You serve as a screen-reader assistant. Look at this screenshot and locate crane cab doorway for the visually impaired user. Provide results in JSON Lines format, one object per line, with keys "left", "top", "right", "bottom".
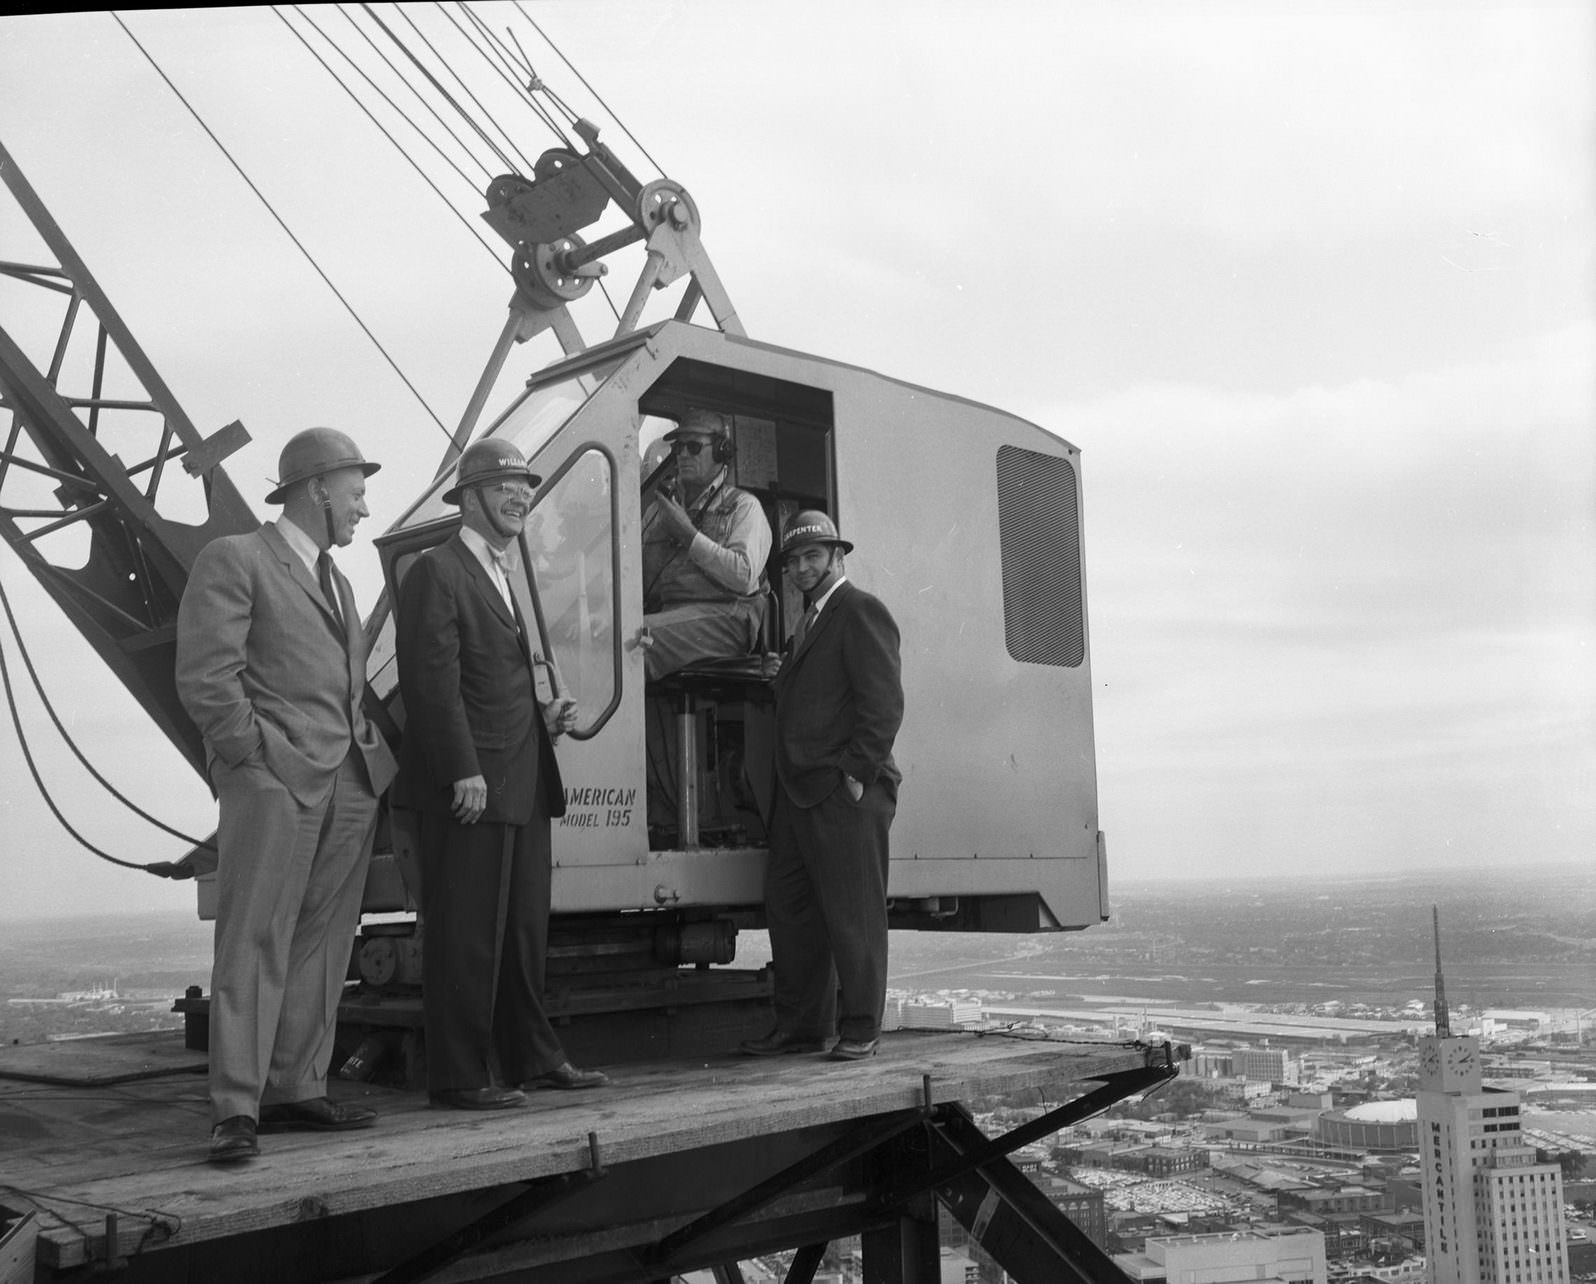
{"left": 635, "top": 376, "right": 834, "bottom": 854}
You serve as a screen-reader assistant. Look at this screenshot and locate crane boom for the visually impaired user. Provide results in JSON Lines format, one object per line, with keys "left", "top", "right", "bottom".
{"left": 0, "top": 138, "right": 257, "bottom": 779}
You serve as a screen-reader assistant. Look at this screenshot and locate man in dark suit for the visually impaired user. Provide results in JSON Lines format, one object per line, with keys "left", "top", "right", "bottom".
{"left": 394, "top": 439, "right": 607, "bottom": 1109}
{"left": 176, "top": 427, "right": 397, "bottom": 1163}
{"left": 741, "top": 511, "right": 904, "bottom": 1062}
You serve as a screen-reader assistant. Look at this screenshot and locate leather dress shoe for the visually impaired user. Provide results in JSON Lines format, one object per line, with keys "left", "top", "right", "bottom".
{"left": 826, "top": 1037, "right": 879, "bottom": 1062}
{"left": 208, "top": 1115, "right": 259, "bottom": 1163}
{"left": 259, "top": 1096, "right": 377, "bottom": 1132}
{"left": 739, "top": 1030, "right": 831, "bottom": 1058}
{"left": 429, "top": 1086, "right": 527, "bottom": 1110}
{"left": 520, "top": 1062, "right": 609, "bottom": 1091}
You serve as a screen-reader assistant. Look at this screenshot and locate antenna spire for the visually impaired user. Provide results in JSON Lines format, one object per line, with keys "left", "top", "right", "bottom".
{"left": 1432, "top": 905, "right": 1451, "bottom": 1038}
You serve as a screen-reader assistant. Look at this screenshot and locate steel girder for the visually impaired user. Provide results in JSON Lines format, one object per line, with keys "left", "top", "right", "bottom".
{"left": 0, "top": 138, "right": 257, "bottom": 783}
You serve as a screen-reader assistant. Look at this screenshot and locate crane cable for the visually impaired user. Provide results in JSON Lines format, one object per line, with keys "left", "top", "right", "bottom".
{"left": 272, "top": 4, "right": 508, "bottom": 269}
{"left": 358, "top": 3, "right": 524, "bottom": 178}
{"left": 446, "top": 2, "right": 575, "bottom": 150}
{"left": 390, "top": 2, "right": 540, "bottom": 177}
{"left": 0, "top": 564, "right": 209, "bottom": 874}
{"left": 108, "top": 9, "right": 456, "bottom": 449}
{"left": 4, "top": 9, "right": 672, "bottom": 873}
{"left": 514, "top": 0, "right": 669, "bottom": 179}
{"left": 330, "top": 3, "right": 503, "bottom": 187}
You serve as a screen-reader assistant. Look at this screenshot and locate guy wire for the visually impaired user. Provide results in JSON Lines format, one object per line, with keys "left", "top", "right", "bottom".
{"left": 275, "top": 5, "right": 508, "bottom": 271}
{"left": 448, "top": 1, "right": 573, "bottom": 149}
{"left": 108, "top": 9, "right": 454, "bottom": 445}
{"left": 390, "top": 1, "right": 539, "bottom": 176}
{"left": 514, "top": 0, "right": 667, "bottom": 179}
{"left": 359, "top": 2, "right": 519, "bottom": 176}
{"left": 323, "top": 2, "right": 497, "bottom": 187}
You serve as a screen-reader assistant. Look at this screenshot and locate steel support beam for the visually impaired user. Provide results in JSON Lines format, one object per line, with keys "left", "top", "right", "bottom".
{"left": 881, "top": 1058, "right": 1180, "bottom": 1211}
{"left": 926, "top": 1105, "right": 1129, "bottom": 1284}
{"left": 644, "top": 1109, "right": 923, "bottom": 1273}
{"left": 370, "top": 1135, "right": 608, "bottom": 1284}
{"left": 782, "top": 1243, "right": 827, "bottom": 1284}
{"left": 861, "top": 1207, "right": 939, "bottom": 1284}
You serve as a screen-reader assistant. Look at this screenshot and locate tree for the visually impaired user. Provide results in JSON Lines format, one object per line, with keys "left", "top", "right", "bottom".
{"left": 1534, "top": 1148, "right": 1586, "bottom": 1181}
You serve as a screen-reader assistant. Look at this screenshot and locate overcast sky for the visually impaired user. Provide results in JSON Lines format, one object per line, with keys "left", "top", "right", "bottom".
{"left": 1, "top": 2, "right": 1591, "bottom": 922}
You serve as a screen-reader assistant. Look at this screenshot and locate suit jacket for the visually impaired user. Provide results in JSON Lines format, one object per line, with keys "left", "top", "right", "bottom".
{"left": 175, "top": 523, "right": 397, "bottom": 806}
{"left": 392, "top": 536, "right": 565, "bottom": 825}
{"left": 773, "top": 579, "right": 904, "bottom": 808}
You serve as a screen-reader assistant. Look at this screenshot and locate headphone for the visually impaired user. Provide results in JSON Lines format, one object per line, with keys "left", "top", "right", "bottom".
{"left": 674, "top": 411, "right": 735, "bottom": 465}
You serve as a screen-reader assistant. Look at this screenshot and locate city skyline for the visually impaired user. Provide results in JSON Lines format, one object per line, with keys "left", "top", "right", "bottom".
{"left": 0, "top": 3, "right": 1592, "bottom": 919}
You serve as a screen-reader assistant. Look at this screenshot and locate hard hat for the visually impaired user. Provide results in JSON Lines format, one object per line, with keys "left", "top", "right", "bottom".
{"left": 265, "top": 427, "right": 380, "bottom": 504}
{"left": 779, "top": 509, "right": 853, "bottom": 559}
{"left": 442, "top": 439, "right": 541, "bottom": 505}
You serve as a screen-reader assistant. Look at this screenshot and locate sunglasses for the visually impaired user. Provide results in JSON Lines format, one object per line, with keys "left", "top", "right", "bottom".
{"left": 673, "top": 439, "right": 710, "bottom": 457}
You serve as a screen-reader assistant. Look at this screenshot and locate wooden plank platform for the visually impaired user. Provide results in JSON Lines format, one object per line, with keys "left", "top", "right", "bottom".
{"left": 0, "top": 1030, "right": 207, "bottom": 1086}
{"left": 0, "top": 1028, "right": 1154, "bottom": 1273}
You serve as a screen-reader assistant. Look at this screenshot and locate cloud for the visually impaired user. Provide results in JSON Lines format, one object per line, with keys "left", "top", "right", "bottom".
{"left": 0, "top": 2, "right": 1590, "bottom": 910}
{"left": 1057, "top": 323, "right": 1595, "bottom": 876}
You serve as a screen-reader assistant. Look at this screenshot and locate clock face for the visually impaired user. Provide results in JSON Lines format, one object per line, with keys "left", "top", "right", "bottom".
{"left": 1420, "top": 1044, "right": 1440, "bottom": 1076}
{"left": 1445, "top": 1044, "right": 1475, "bottom": 1073}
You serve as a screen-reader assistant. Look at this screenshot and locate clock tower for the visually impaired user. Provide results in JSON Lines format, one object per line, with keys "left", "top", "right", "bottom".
{"left": 1416, "top": 1031, "right": 1481, "bottom": 1094}
{"left": 1415, "top": 908, "right": 1567, "bottom": 1284}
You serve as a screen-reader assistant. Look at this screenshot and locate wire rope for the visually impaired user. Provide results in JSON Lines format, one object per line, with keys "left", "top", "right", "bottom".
{"left": 273, "top": 5, "right": 507, "bottom": 271}
{"left": 0, "top": 569, "right": 192, "bottom": 873}
{"left": 513, "top": 0, "right": 667, "bottom": 178}
{"left": 443, "top": 1, "right": 574, "bottom": 149}
{"left": 389, "top": 2, "right": 538, "bottom": 177}
{"left": 326, "top": 2, "right": 498, "bottom": 188}
{"left": 0, "top": 563, "right": 214, "bottom": 850}
{"left": 108, "top": 10, "right": 455, "bottom": 446}
{"left": 506, "top": 26, "right": 582, "bottom": 130}
{"left": 359, "top": 2, "right": 520, "bottom": 176}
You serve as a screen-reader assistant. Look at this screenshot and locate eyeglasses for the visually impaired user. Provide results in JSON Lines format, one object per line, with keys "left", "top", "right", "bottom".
{"left": 488, "top": 482, "right": 535, "bottom": 500}
{"left": 673, "top": 439, "right": 709, "bottom": 457}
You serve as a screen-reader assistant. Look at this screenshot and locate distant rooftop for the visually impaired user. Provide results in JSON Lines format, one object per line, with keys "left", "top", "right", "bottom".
{"left": 1344, "top": 1099, "right": 1417, "bottom": 1124}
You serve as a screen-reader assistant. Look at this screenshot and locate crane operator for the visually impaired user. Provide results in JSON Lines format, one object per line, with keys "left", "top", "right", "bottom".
{"left": 640, "top": 408, "right": 772, "bottom": 679}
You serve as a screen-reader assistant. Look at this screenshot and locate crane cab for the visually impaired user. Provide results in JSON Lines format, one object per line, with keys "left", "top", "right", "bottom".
{"left": 367, "top": 318, "right": 1107, "bottom": 947}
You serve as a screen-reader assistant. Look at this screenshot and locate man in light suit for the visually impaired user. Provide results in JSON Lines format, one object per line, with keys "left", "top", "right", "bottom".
{"left": 393, "top": 439, "right": 607, "bottom": 1110}
{"left": 176, "top": 427, "right": 397, "bottom": 1163}
{"left": 741, "top": 511, "right": 904, "bottom": 1063}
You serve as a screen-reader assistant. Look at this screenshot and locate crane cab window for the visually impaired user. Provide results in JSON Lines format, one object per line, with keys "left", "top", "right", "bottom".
{"left": 523, "top": 446, "right": 620, "bottom": 738}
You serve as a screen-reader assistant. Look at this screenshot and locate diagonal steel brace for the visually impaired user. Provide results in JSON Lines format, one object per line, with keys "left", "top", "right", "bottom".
{"left": 877, "top": 1058, "right": 1179, "bottom": 1211}
{"left": 370, "top": 1134, "right": 609, "bottom": 1284}
{"left": 646, "top": 1108, "right": 924, "bottom": 1270}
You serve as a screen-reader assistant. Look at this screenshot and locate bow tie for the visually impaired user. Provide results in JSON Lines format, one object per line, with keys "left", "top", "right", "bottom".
{"left": 490, "top": 545, "right": 519, "bottom": 574}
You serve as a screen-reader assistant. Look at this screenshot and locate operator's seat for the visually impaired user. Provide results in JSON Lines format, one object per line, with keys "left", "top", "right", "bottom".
{"left": 647, "top": 586, "right": 781, "bottom": 850}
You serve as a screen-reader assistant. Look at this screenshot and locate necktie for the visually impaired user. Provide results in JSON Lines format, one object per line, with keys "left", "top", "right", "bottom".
{"left": 794, "top": 604, "right": 818, "bottom": 649}
{"left": 488, "top": 546, "right": 517, "bottom": 612}
{"left": 316, "top": 551, "right": 345, "bottom": 635}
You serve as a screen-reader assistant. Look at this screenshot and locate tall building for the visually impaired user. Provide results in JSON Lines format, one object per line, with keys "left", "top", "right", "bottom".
{"left": 1416, "top": 909, "right": 1569, "bottom": 1284}
{"left": 1238, "top": 1045, "right": 1298, "bottom": 1085}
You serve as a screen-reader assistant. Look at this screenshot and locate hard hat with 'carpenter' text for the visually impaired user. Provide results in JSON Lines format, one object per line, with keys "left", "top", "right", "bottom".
{"left": 779, "top": 509, "right": 854, "bottom": 560}
{"left": 442, "top": 439, "right": 541, "bottom": 505}
{"left": 265, "top": 427, "right": 381, "bottom": 504}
